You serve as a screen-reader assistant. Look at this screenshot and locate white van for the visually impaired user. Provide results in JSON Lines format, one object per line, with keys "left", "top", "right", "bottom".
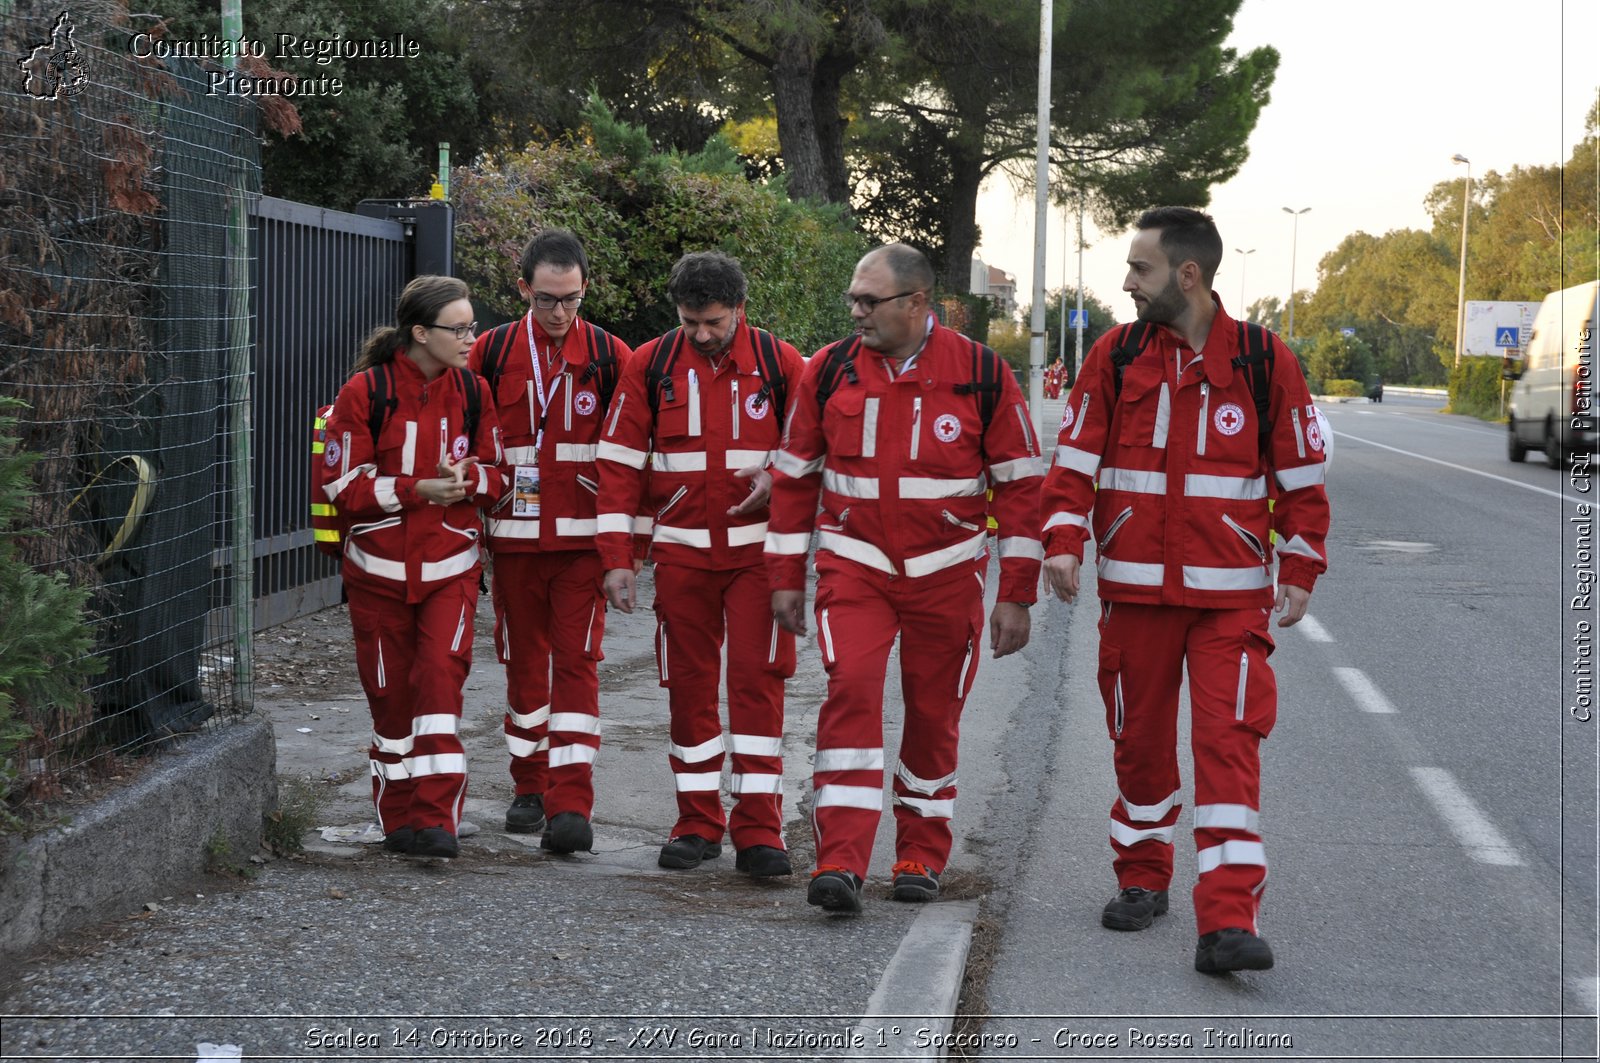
{"left": 1507, "top": 281, "right": 1598, "bottom": 467}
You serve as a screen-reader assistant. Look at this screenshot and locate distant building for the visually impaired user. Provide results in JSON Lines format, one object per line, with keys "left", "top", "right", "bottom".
{"left": 970, "top": 257, "right": 1018, "bottom": 320}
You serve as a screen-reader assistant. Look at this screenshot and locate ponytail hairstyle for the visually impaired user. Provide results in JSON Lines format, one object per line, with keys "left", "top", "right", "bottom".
{"left": 353, "top": 274, "right": 471, "bottom": 374}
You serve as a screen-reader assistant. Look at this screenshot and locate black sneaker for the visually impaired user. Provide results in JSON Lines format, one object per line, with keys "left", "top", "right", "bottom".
{"left": 1195, "top": 928, "right": 1275, "bottom": 974}
{"left": 1101, "top": 886, "right": 1169, "bottom": 930}
{"left": 539, "top": 812, "right": 593, "bottom": 854}
{"left": 734, "top": 845, "right": 792, "bottom": 877}
{"left": 505, "top": 793, "right": 546, "bottom": 834}
{"left": 659, "top": 834, "right": 723, "bottom": 869}
{"left": 382, "top": 826, "right": 415, "bottom": 853}
{"left": 890, "top": 860, "right": 940, "bottom": 902}
{"left": 807, "top": 869, "right": 863, "bottom": 913}
{"left": 409, "top": 827, "right": 458, "bottom": 858}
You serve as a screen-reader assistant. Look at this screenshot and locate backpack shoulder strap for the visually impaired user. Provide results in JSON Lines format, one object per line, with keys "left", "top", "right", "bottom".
{"left": 952, "top": 338, "right": 1005, "bottom": 429}
{"left": 646, "top": 328, "right": 686, "bottom": 411}
{"left": 748, "top": 327, "right": 789, "bottom": 425}
{"left": 365, "top": 364, "right": 396, "bottom": 446}
{"left": 1232, "top": 321, "right": 1275, "bottom": 442}
{"left": 814, "top": 335, "right": 862, "bottom": 412}
{"left": 580, "top": 323, "right": 622, "bottom": 414}
{"left": 453, "top": 366, "right": 482, "bottom": 446}
{"left": 1109, "top": 320, "right": 1152, "bottom": 399}
{"left": 479, "top": 320, "right": 518, "bottom": 396}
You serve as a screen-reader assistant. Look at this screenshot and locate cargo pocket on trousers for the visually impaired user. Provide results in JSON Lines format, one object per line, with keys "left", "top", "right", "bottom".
{"left": 1235, "top": 629, "right": 1278, "bottom": 739}
{"left": 1097, "top": 642, "right": 1125, "bottom": 740}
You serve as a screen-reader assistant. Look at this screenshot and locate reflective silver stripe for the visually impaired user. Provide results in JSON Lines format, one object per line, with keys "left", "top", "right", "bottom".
{"left": 731, "top": 734, "right": 783, "bottom": 757}
{"left": 1276, "top": 463, "right": 1327, "bottom": 491}
{"left": 731, "top": 773, "right": 783, "bottom": 794}
{"left": 904, "top": 528, "right": 988, "bottom": 578}
{"left": 815, "top": 783, "right": 882, "bottom": 810}
{"left": 1196, "top": 839, "right": 1267, "bottom": 873}
{"left": 1053, "top": 444, "right": 1100, "bottom": 477}
{"left": 765, "top": 531, "right": 811, "bottom": 555}
{"left": 508, "top": 704, "right": 550, "bottom": 729}
{"left": 725, "top": 448, "right": 771, "bottom": 470}
{"left": 1236, "top": 651, "right": 1249, "bottom": 720}
{"left": 486, "top": 518, "right": 541, "bottom": 539}
{"left": 652, "top": 450, "right": 708, "bottom": 472}
{"left": 1120, "top": 789, "right": 1180, "bottom": 822}
{"left": 549, "top": 744, "right": 598, "bottom": 767}
{"left": 1068, "top": 393, "right": 1090, "bottom": 440}
{"left": 671, "top": 735, "right": 725, "bottom": 763}
{"left": 823, "top": 470, "right": 880, "bottom": 498}
{"left": 596, "top": 513, "right": 633, "bottom": 535}
{"left": 727, "top": 522, "right": 768, "bottom": 547}
{"left": 773, "top": 449, "right": 824, "bottom": 478}
{"left": 419, "top": 546, "right": 479, "bottom": 582}
{"left": 862, "top": 397, "right": 879, "bottom": 457}
{"left": 371, "top": 713, "right": 460, "bottom": 755}
{"left": 1196, "top": 383, "right": 1210, "bottom": 455}
{"left": 895, "top": 762, "right": 956, "bottom": 795}
{"left": 998, "top": 536, "right": 1044, "bottom": 561}
{"left": 1099, "top": 558, "right": 1163, "bottom": 586}
{"left": 324, "top": 462, "right": 373, "bottom": 501}
{"left": 474, "top": 464, "right": 490, "bottom": 496}
{"left": 374, "top": 476, "right": 402, "bottom": 512}
{"left": 815, "top": 747, "right": 884, "bottom": 773}
{"left": 655, "top": 524, "right": 713, "bottom": 548}
{"left": 596, "top": 440, "right": 648, "bottom": 469}
{"left": 370, "top": 752, "right": 467, "bottom": 781}
{"left": 505, "top": 734, "right": 541, "bottom": 758}
{"left": 893, "top": 795, "right": 953, "bottom": 818}
{"left": 633, "top": 515, "right": 654, "bottom": 535}
{"left": 988, "top": 456, "right": 1042, "bottom": 483}
{"left": 898, "top": 476, "right": 986, "bottom": 499}
{"left": 376, "top": 637, "right": 385, "bottom": 689}
{"left": 450, "top": 604, "right": 468, "bottom": 653}
{"left": 1291, "top": 407, "right": 1306, "bottom": 460}
{"left": 674, "top": 771, "right": 722, "bottom": 792}
{"left": 505, "top": 444, "right": 540, "bottom": 464}
{"left": 1194, "top": 803, "right": 1261, "bottom": 833}
{"left": 549, "top": 712, "right": 601, "bottom": 736}
{"left": 1152, "top": 382, "right": 1171, "bottom": 449}
{"left": 401, "top": 420, "right": 417, "bottom": 475}
{"left": 555, "top": 442, "right": 597, "bottom": 462}
{"left": 818, "top": 531, "right": 894, "bottom": 574}
{"left": 1099, "top": 467, "right": 1167, "bottom": 494}
{"left": 1110, "top": 820, "right": 1176, "bottom": 846}
{"left": 1185, "top": 474, "right": 1267, "bottom": 500}
{"left": 1277, "top": 533, "right": 1321, "bottom": 560}
{"left": 1182, "top": 565, "right": 1273, "bottom": 591}
{"left": 344, "top": 541, "right": 405, "bottom": 581}
{"left": 554, "top": 518, "right": 599, "bottom": 537}
{"left": 1043, "top": 511, "right": 1089, "bottom": 531}
{"left": 819, "top": 607, "right": 835, "bottom": 664}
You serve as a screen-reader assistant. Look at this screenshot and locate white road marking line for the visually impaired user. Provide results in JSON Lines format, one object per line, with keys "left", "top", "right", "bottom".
{"left": 1296, "top": 615, "right": 1334, "bottom": 642}
{"left": 1331, "top": 430, "right": 1577, "bottom": 503}
{"left": 1409, "top": 767, "right": 1526, "bottom": 867}
{"left": 1332, "top": 666, "right": 1396, "bottom": 713}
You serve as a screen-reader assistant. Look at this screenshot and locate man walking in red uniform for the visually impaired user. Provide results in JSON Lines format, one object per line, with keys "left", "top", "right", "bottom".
{"left": 596, "top": 252, "right": 806, "bottom": 877}
{"left": 1040, "top": 207, "right": 1330, "bottom": 973}
{"left": 468, "top": 229, "right": 634, "bottom": 855}
{"left": 767, "top": 243, "right": 1043, "bottom": 912}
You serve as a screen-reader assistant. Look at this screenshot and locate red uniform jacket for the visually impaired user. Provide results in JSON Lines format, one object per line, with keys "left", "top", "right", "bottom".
{"left": 765, "top": 321, "right": 1044, "bottom": 604}
{"left": 467, "top": 315, "right": 635, "bottom": 553}
{"left": 1040, "top": 300, "right": 1331, "bottom": 608}
{"left": 595, "top": 322, "right": 806, "bottom": 573}
{"left": 322, "top": 356, "right": 504, "bottom": 603}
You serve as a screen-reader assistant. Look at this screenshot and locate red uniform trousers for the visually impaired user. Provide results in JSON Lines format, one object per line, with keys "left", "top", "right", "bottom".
{"left": 346, "top": 576, "right": 477, "bottom": 834}
{"left": 1096, "top": 601, "right": 1278, "bottom": 936}
{"left": 810, "top": 555, "right": 986, "bottom": 881}
{"left": 653, "top": 562, "right": 795, "bottom": 850}
{"left": 491, "top": 551, "right": 605, "bottom": 818}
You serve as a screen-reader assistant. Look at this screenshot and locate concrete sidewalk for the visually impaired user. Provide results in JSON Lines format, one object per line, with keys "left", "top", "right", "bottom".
{"left": 1, "top": 564, "right": 983, "bottom": 1061}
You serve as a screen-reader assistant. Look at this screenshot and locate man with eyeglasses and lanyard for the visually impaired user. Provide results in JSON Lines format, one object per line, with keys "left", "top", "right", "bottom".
{"left": 468, "top": 228, "right": 635, "bottom": 855}
{"left": 766, "top": 243, "right": 1044, "bottom": 912}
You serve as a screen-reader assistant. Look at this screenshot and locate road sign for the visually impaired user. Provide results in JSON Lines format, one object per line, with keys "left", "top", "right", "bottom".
{"left": 1068, "top": 309, "right": 1088, "bottom": 328}
{"left": 1495, "top": 326, "right": 1520, "bottom": 347}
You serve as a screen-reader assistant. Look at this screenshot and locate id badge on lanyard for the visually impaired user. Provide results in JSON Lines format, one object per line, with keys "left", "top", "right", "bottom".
{"left": 513, "top": 310, "right": 564, "bottom": 517}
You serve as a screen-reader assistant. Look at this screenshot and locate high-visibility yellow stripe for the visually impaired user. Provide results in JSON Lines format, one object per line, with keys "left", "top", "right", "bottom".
{"left": 310, "top": 503, "right": 336, "bottom": 516}
{"left": 314, "top": 416, "right": 328, "bottom": 429}
{"left": 312, "top": 442, "right": 325, "bottom": 454}
{"left": 314, "top": 528, "right": 342, "bottom": 543}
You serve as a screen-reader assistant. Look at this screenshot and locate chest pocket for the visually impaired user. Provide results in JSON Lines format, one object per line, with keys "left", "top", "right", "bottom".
{"left": 657, "top": 387, "right": 693, "bottom": 442}
{"left": 1116, "top": 365, "right": 1168, "bottom": 448}
{"left": 822, "top": 387, "right": 867, "bottom": 458}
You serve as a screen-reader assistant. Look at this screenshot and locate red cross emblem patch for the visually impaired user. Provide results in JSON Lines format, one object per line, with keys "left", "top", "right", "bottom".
{"left": 1213, "top": 402, "right": 1246, "bottom": 437}
{"left": 574, "top": 390, "right": 598, "bottom": 417}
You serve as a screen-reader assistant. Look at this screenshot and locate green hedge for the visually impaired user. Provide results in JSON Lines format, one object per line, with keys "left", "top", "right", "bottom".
{"left": 1322, "top": 378, "right": 1363, "bottom": 397}
{"left": 1448, "top": 357, "right": 1507, "bottom": 420}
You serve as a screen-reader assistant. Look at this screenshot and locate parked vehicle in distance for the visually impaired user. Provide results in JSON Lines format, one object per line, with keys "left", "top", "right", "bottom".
{"left": 1367, "top": 376, "right": 1384, "bottom": 403}
{"left": 1506, "top": 281, "right": 1598, "bottom": 468}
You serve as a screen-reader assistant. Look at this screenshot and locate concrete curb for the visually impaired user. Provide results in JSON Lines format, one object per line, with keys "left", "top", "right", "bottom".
{"left": 853, "top": 899, "right": 980, "bottom": 1059}
{"left": 0, "top": 714, "right": 277, "bottom": 956}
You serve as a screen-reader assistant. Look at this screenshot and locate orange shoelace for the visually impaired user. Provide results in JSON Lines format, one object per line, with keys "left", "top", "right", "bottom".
{"left": 892, "top": 860, "right": 933, "bottom": 878}
{"left": 811, "top": 864, "right": 855, "bottom": 879}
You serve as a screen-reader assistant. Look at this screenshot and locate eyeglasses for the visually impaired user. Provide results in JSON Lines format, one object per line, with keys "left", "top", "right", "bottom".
{"left": 843, "top": 290, "right": 921, "bottom": 313}
{"left": 532, "top": 293, "right": 584, "bottom": 310}
{"left": 427, "top": 321, "right": 478, "bottom": 341}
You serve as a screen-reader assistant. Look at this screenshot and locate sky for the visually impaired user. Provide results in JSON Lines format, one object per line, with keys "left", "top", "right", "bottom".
{"left": 974, "top": 0, "right": 1600, "bottom": 332}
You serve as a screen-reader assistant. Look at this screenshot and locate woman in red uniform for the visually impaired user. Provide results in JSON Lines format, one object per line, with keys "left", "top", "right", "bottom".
{"left": 321, "top": 275, "right": 504, "bottom": 857}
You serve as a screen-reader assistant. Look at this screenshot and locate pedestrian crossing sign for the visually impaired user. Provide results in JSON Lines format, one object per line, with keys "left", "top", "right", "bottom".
{"left": 1494, "top": 326, "right": 1520, "bottom": 347}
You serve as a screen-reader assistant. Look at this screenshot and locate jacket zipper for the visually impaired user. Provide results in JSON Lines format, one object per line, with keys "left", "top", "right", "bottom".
{"left": 1099, "top": 505, "right": 1134, "bottom": 553}
{"left": 563, "top": 372, "right": 573, "bottom": 432}
{"left": 1196, "top": 382, "right": 1211, "bottom": 456}
{"left": 1222, "top": 513, "right": 1266, "bottom": 561}
{"left": 657, "top": 484, "right": 688, "bottom": 521}
{"left": 1014, "top": 403, "right": 1038, "bottom": 456}
{"left": 910, "top": 397, "right": 922, "bottom": 460}
{"left": 606, "top": 392, "right": 627, "bottom": 437}
{"left": 942, "top": 509, "right": 981, "bottom": 532}
{"left": 576, "top": 474, "right": 599, "bottom": 496}
{"left": 1113, "top": 673, "right": 1125, "bottom": 736}
{"left": 732, "top": 378, "right": 741, "bottom": 441}
{"left": 1235, "top": 650, "right": 1250, "bottom": 721}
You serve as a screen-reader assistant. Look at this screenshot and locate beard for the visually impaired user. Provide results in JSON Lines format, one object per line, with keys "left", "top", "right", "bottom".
{"left": 1135, "top": 271, "right": 1185, "bottom": 325}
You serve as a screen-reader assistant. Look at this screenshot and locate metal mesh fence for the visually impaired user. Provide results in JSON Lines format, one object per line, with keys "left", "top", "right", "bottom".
{"left": 0, "top": 0, "right": 259, "bottom": 804}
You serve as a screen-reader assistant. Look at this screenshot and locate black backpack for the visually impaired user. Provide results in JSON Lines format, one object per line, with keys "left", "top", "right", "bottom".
{"left": 812, "top": 334, "right": 1011, "bottom": 430}
{"left": 478, "top": 319, "right": 621, "bottom": 414}
{"left": 645, "top": 326, "right": 791, "bottom": 425}
{"left": 1108, "top": 319, "right": 1274, "bottom": 443}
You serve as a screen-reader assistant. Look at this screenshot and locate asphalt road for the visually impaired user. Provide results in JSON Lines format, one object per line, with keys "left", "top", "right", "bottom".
{"left": 968, "top": 394, "right": 1598, "bottom": 1062}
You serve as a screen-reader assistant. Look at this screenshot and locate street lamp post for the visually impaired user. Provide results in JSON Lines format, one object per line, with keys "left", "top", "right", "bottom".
{"left": 1234, "top": 247, "right": 1256, "bottom": 320}
{"left": 1281, "top": 207, "right": 1311, "bottom": 339}
{"left": 1452, "top": 153, "right": 1471, "bottom": 367}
